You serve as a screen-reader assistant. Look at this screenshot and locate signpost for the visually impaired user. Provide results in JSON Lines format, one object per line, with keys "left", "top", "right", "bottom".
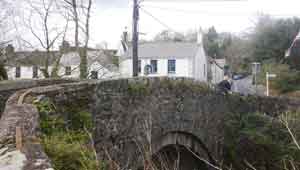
{"left": 266, "top": 72, "right": 277, "bottom": 96}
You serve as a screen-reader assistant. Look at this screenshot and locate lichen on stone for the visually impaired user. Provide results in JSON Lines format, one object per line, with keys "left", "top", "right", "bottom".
{"left": 0, "top": 150, "right": 27, "bottom": 170}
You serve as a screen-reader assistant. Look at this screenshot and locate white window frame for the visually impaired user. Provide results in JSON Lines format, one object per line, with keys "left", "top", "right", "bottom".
{"left": 168, "top": 59, "right": 176, "bottom": 74}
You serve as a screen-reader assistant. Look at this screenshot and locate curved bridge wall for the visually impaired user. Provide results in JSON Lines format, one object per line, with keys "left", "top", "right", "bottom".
{"left": 0, "top": 77, "right": 299, "bottom": 170}
{"left": 92, "top": 77, "right": 300, "bottom": 169}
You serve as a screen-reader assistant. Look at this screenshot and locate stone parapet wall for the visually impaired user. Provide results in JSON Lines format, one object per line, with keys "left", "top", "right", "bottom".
{"left": 0, "top": 89, "right": 53, "bottom": 170}
{"left": 0, "top": 79, "right": 88, "bottom": 170}
{"left": 0, "top": 77, "right": 299, "bottom": 170}
{"left": 92, "top": 77, "right": 300, "bottom": 169}
{"left": 0, "top": 79, "right": 77, "bottom": 116}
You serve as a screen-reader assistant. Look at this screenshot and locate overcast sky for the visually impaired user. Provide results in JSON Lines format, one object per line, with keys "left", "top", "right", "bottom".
{"left": 7, "top": 0, "right": 300, "bottom": 50}
{"left": 89, "top": 0, "right": 300, "bottom": 49}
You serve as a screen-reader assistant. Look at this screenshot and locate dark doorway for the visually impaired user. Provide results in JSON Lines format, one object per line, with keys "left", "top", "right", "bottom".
{"left": 91, "top": 71, "right": 98, "bottom": 79}
{"left": 152, "top": 145, "right": 209, "bottom": 170}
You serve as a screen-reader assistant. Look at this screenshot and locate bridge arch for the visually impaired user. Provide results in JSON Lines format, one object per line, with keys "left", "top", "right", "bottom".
{"left": 151, "top": 131, "right": 216, "bottom": 170}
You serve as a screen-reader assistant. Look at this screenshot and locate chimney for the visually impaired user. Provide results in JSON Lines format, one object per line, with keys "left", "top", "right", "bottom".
{"left": 197, "top": 27, "right": 203, "bottom": 45}
{"left": 121, "top": 27, "right": 129, "bottom": 52}
{"left": 5, "top": 44, "right": 14, "bottom": 55}
{"left": 123, "top": 27, "right": 128, "bottom": 43}
{"left": 59, "top": 40, "right": 70, "bottom": 53}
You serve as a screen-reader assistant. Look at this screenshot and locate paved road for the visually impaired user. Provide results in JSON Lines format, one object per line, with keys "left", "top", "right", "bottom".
{"left": 232, "top": 76, "right": 266, "bottom": 96}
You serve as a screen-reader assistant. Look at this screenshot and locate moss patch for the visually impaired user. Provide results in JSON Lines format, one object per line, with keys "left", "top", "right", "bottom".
{"left": 34, "top": 98, "right": 102, "bottom": 170}
{"left": 126, "top": 78, "right": 212, "bottom": 97}
{"left": 127, "top": 83, "right": 150, "bottom": 96}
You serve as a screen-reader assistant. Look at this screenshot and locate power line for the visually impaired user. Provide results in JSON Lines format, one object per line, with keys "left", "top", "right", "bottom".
{"left": 139, "top": 7, "right": 177, "bottom": 32}
{"left": 138, "top": 0, "right": 146, "bottom": 4}
{"left": 141, "top": 4, "right": 300, "bottom": 17}
{"left": 142, "top": 5, "right": 220, "bottom": 15}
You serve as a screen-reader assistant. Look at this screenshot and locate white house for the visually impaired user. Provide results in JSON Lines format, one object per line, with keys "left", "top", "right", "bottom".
{"left": 5, "top": 50, "right": 59, "bottom": 79}
{"left": 58, "top": 50, "right": 120, "bottom": 79}
{"left": 210, "top": 58, "right": 226, "bottom": 84}
{"left": 4, "top": 45, "right": 120, "bottom": 80}
{"left": 119, "top": 29, "right": 224, "bottom": 83}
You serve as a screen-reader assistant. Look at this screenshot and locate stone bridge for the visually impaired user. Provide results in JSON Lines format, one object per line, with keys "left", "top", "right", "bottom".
{"left": 0, "top": 77, "right": 300, "bottom": 170}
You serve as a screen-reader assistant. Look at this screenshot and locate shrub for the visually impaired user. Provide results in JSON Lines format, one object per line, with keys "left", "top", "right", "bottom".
{"left": 42, "top": 132, "right": 98, "bottom": 170}
{"left": 258, "top": 63, "right": 300, "bottom": 93}
{"left": 273, "top": 71, "right": 300, "bottom": 93}
{"left": 224, "top": 112, "right": 300, "bottom": 170}
{"left": 34, "top": 99, "right": 102, "bottom": 170}
{"left": 69, "top": 111, "right": 94, "bottom": 131}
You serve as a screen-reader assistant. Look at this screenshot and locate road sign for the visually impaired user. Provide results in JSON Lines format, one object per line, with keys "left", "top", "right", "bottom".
{"left": 267, "top": 74, "right": 277, "bottom": 78}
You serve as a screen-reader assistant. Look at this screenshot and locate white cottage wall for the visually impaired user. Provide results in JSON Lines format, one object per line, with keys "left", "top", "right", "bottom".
{"left": 193, "top": 44, "right": 208, "bottom": 82}
{"left": 119, "top": 58, "right": 191, "bottom": 78}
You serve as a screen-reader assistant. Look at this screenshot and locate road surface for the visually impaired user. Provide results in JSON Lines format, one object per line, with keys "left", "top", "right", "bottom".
{"left": 232, "top": 76, "right": 266, "bottom": 96}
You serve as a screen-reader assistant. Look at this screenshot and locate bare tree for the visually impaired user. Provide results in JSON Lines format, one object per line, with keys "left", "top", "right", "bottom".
{"left": 0, "top": 47, "right": 8, "bottom": 80}
{"left": 0, "top": 42, "right": 9, "bottom": 81}
{"left": 280, "top": 112, "right": 300, "bottom": 169}
{"left": 280, "top": 112, "right": 300, "bottom": 150}
{"left": 81, "top": 0, "right": 92, "bottom": 79}
{"left": 0, "top": 0, "right": 13, "bottom": 80}
{"left": 21, "top": 0, "right": 66, "bottom": 78}
{"left": 62, "top": 0, "right": 93, "bottom": 79}
{"left": 50, "top": 13, "right": 70, "bottom": 78}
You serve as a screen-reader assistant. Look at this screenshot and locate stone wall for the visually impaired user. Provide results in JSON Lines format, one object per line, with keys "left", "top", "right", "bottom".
{"left": 0, "top": 79, "right": 77, "bottom": 116}
{"left": 0, "top": 80, "right": 87, "bottom": 170}
{"left": 92, "top": 77, "right": 300, "bottom": 169}
{"left": 0, "top": 77, "right": 300, "bottom": 170}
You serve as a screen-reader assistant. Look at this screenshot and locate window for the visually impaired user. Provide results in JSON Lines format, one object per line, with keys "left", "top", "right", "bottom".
{"left": 168, "top": 59, "right": 176, "bottom": 74}
{"left": 150, "top": 60, "right": 158, "bottom": 73}
{"left": 91, "top": 71, "right": 98, "bottom": 79}
{"left": 33, "top": 66, "right": 38, "bottom": 78}
{"left": 65, "top": 66, "right": 71, "bottom": 75}
{"left": 138, "top": 60, "right": 141, "bottom": 73}
{"left": 16, "top": 66, "right": 21, "bottom": 78}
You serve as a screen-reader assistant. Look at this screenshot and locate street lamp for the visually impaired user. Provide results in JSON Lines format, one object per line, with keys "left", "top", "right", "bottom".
{"left": 266, "top": 72, "right": 277, "bottom": 96}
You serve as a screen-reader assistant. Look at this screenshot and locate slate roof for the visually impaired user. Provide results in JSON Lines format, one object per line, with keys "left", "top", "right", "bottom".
{"left": 6, "top": 51, "right": 59, "bottom": 66}
{"left": 4, "top": 47, "right": 117, "bottom": 71}
{"left": 59, "top": 50, "right": 118, "bottom": 71}
{"left": 122, "top": 42, "right": 199, "bottom": 58}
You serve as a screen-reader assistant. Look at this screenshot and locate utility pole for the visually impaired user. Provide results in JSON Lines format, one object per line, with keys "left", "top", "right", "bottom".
{"left": 132, "top": 0, "right": 139, "bottom": 77}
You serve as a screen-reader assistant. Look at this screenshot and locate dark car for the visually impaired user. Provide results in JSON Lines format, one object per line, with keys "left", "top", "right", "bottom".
{"left": 232, "top": 73, "right": 248, "bottom": 80}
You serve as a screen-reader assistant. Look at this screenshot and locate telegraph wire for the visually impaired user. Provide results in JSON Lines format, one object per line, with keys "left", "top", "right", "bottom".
{"left": 142, "top": 4, "right": 221, "bottom": 15}
{"left": 141, "top": 4, "right": 300, "bottom": 17}
{"left": 139, "top": 6, "right": 178, "bottom": 33}
{"left": 138, "top": 0, "right": 146, "bottom": 4}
